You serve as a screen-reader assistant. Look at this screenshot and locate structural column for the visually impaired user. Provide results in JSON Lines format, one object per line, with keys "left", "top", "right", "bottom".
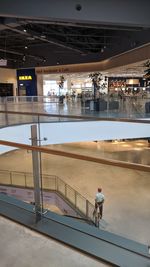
{"left": 31, "top": 124, "right": 41, "bottom": 222}
{"left": 36, "top": 74, "right": 43, "bottom": 99}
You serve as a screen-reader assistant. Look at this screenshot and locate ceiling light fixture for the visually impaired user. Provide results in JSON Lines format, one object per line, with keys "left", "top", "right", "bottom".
{"left": 23, "top": 55, "right": 26, "bottom": 61}
{"left": 23, "top": 29, "right": 27, "bottom": 33}
{"left": 25, "top": 46, "right": 28, "bottom": 49}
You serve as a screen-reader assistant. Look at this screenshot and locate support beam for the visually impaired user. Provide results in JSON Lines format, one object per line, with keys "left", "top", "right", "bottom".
{"left": 31, "top": 125, "right": 41, "bottom": 223}
{"left": 35, "top": 42, "right": 150, "bottom": 74}
{"left": 0, "top": 0, "right": 150, "bottom": 28}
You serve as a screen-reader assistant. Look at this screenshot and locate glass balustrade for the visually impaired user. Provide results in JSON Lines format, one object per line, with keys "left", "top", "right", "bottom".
{"left": 0, "top": 94, "right": 150, "bottom": 119}
{"left": 0, "top": 114, "right": 150, "bottom": 246}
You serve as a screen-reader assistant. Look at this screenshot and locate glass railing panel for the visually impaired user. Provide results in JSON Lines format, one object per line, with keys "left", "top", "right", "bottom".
{"left": 11, "top": 171, "right": 26, "bottom": 187}
{"left": 65, "top": 185, "right": 76, "bottom": 205}
{"left": 87, "top": 201, "right": 95, "bottom": 221}
{"left": 42, "top": 175, "right": 56, "bottom": 190}
{"left": 0, "top": 138, "right": 150, "bottom": 246}
{"left": 76, "top": 193, "right": 86, "bottom": 214}
{"left": 57, "top": 178, "right": 66, "bottom": 196}
{"left": 0, "top": 113, "right": 6, "bottom": 127}
{"left": 0, "top": 112, "right": 37, "bottom": 126}
{"left": 25, "top": 173, "right": 34, "bottom": 188}
{"left": 0, "top": 170, "right": 11, "bottom": 185}
{"left": 81, "top": 95, "right": 150, "bottom": 118}
{"left": 0, "top": 95, "right": 150, "bottom": 118}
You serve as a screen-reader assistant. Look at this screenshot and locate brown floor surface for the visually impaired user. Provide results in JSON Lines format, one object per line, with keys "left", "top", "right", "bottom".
{"left": 0, "top": 140, "right": 150, "bottom": 245}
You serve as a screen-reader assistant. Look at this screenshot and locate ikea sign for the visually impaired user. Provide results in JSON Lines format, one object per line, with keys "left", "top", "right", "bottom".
{"left": 19, "top": 76, "right": 32, "bottom": 80}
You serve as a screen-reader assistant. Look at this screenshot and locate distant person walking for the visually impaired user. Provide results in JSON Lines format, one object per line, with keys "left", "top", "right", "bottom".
{"left": 94, "top": 188, "right": 105, "bottom": 219}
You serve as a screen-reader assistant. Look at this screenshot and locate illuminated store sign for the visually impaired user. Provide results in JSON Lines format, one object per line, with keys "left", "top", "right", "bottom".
{"left": 19, "top": 76, "right": 32, "bottom": 80}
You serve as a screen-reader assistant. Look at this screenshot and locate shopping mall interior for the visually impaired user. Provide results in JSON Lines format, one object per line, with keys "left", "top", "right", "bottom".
{"left": 0, "top": 1, "right": 150, "bottom": 266}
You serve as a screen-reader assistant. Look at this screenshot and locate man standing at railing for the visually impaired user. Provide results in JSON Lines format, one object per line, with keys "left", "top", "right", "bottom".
{"left": 94, "top": 188, "right": 105, "bottom": 219}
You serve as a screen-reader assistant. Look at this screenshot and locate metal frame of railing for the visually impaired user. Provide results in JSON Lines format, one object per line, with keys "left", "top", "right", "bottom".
{"left": 0, "top": 169, "right": 95, "bottom": 221}
{"left": 0, "top": 96, "right": 60, "bottom": 103}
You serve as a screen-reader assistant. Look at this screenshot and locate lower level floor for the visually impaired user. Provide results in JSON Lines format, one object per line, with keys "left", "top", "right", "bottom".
{"left": 0, "top": 140, "right": 150, "bottom": 245}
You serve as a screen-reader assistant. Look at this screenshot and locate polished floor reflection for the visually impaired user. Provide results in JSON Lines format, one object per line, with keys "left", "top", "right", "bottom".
{"left": 49, "top": 139, "right": 150, "bottom": 165}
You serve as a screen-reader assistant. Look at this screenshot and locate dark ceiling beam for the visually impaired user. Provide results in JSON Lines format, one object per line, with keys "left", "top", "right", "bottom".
{"left": 33, "top": 23, "right": 92, "bottom": 51}
{"left": 25, "top": 20, "right": 142, "bottom": 31}
{"left": 0, "top": 33, "right": 21, "bottom": 38}
{"left": 0, "top": 0, "right": 149, "bottom": 28}
{"left": 0, "top": 17, "right": 26, "bottom": 30}
{"left": 3, "top": 24, "right": 84, "bottom": 54}
{"left": 27, "top": 23, "right": 87, "bottom": 53}
{"left": 0, "top": 48, "right": 44, "bottom": 61}
{"left": 34, "top": 24, "right": 111, "bottom": 50}
{"left": 0, "top": 48, "right": 24, "bottom": 56}
{"left": 36, "top": 32, "right": 120, "bottom": 38}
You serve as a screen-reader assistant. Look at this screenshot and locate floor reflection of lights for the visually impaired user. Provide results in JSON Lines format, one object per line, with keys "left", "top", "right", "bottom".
{"left": 136, "top": 143, "right": 145, "bottom": 146}
{"left": 122, "top": 144, "right": 130, "bottom": 147}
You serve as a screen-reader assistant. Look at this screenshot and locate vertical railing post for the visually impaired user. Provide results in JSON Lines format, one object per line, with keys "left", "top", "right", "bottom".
{"left": 65, "top": 183, "right": 67, "bottom": 198}
{"left": 31, "top": 124, "right": 41, "bottom": 223}
{"left": 86, "top": 199, "right": 89, "bottom": 218}
{"left": 4, "top": 98, "right": 8, "bottom": 126}
{"left": 55, "top": 176, "right": 58, "bottom": 191}
{"left": 10, "top": 171, "right": 12, "bottom": 185}
{"left": 75, "top": 191, "right": 77, "bottom": 208}
{"left": 24, "top": 173, "right": 27, "bottom": 187}
{"left": 107, "top": 93, "right": 109, "bottom": 116}
{"left": 32, "top": 96, "right": 34, "bottom": 116}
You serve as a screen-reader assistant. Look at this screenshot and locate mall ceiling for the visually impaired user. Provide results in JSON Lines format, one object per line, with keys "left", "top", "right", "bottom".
{"left": 0, "top": 17, "right": 150, "bottom": 69}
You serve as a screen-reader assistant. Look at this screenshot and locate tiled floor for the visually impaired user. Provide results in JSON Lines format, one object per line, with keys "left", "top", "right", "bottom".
{"left": 0, "top": 216, "right": 110, "bottom": 267}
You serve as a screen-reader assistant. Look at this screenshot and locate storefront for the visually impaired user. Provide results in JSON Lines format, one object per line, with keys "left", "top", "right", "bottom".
{"left": 17, "top": 68, "right": 37, "bottom": 96}
{"left": 108, "top": 77, "right": 146, "bottom": 95}
{"left": 37, "top": 72, "right": 108, "bottom": 98}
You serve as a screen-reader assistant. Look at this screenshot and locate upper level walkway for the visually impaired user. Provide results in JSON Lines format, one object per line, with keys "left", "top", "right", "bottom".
{"left": 0, "top": 95, "right": 150, "bottom": 119}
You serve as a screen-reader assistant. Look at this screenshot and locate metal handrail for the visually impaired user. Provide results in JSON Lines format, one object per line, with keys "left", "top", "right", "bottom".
{"left": 0, "top": 169, "right": 95, "bottom": 221}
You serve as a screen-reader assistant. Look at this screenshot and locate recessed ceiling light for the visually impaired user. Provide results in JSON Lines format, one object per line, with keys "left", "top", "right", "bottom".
{"left": 23, "top": 29, "right": 27, "bottom": 33}
{"left": 26, "top": 37, "right": 35, "bottom": 41}
{"left": 25, "top": 46, "right": 28, "bottom": 49}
